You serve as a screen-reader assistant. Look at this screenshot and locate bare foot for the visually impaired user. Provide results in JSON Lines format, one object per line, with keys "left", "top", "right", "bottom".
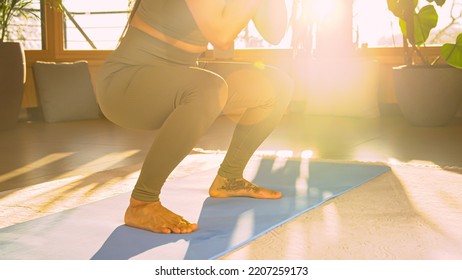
{"left": 209, "top": 175, "right": 282, "bottom": 199}
{"left": 124, "top": 197, "right": 198, "bottom": 234}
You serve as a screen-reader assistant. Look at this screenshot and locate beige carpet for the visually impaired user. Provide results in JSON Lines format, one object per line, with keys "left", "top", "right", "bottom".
{"left": 1, "top": 152, "right": 461, "bottom": 260}
{"left": 220, "top": 162, "right": 462, "bottom": 260}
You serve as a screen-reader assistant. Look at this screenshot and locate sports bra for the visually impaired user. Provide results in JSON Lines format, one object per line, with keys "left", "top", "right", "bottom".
{"left": 135, "top": 0, "right": 208, "bottom": 46}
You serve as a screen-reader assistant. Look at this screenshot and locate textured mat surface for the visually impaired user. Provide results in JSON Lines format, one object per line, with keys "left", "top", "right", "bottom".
{"left": 0, "top": 158, "right": 390, "bottom": 260}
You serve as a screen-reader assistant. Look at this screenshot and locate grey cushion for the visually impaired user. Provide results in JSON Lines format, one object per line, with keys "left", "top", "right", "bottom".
{"left": 33, "top": 61, "right": 100, "bottom": 122}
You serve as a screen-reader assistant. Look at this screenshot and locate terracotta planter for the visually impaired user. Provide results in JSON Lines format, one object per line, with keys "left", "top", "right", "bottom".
{"left": 0, "top": 42, "right": 26, "bottom": 130}
{"left": 393, "top": 65, "right": 462, "bottom": 126}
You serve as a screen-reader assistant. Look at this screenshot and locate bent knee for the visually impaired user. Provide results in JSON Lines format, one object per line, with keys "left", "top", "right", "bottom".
{"left": 269, "top": 68, "right": 294, "bottom": 105}
{"left": 185, "top": 73, "right": 228, "bottom": 115}
{"left": 207, "top": 75, "right": 229, "bottom": 110}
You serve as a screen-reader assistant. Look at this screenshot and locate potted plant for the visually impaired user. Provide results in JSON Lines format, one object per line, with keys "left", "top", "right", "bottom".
{"left": 387, "top": 0, "right": 462, "bottom": 126}
{"left": 0, "top": 0, "right": 61, "bottom": 129}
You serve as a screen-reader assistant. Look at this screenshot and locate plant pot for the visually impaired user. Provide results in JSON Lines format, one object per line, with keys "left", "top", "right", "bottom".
{"left": 0, "top": 42, "right": 26, "bottom": 130}
{"left": 393, "top": 65, "right": 462, "bottom": 126}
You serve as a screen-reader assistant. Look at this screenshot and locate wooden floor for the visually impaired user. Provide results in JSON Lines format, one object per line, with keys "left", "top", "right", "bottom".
{"left": 1, "top": 113, "right": 462, "bottom": 259}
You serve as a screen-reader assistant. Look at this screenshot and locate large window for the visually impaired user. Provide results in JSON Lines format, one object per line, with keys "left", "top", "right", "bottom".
{"left": 3, "top": 0, "right": 43, "bottom": 50}
{"left": 62, "top": 0, "right": 130, "bottom": 50}
{"left": 8, "top": 0, "right": 462, "bottom": 51}
{"left": 354, "top": 0, "right": 462, "bottom": 48}
{"left": 237, "top": 0, "right": 462, "bottom": 50}
{"left": 236, "top": 0, "right": 461, "bottom": 50}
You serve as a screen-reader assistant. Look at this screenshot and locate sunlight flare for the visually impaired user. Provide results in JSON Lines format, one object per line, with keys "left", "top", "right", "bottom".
{"left": 230, "top": 210, "right": 255, "bottom": 246}
{"left": 58, "top": 149, "right": 141, "bottom": 178}
{"left": 0, "top": 153, "right": 74, "bottom": 183}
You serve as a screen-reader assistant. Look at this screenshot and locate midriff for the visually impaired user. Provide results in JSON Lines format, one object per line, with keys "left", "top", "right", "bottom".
{"left": 130, "top": 14, "right": 208, "bottom": 54}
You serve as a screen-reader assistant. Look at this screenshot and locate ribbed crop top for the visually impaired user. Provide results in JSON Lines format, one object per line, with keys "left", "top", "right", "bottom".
{"left": 135, "top": 0, "right": 208, "bottom": 46}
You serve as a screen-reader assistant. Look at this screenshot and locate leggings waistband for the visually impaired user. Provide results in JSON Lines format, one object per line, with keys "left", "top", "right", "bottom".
{"left": 109, "top": 26, "right": 202, "bottom": 66}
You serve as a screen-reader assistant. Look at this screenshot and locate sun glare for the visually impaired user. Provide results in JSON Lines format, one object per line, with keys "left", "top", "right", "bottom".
{"left": 311, "top": 0, "right": 336, "bottom": 21}
{"left": 0, "top": 153, "right": 73, "bottom": 183}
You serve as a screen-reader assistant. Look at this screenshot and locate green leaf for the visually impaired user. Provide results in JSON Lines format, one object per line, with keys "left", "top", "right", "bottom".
{"left": 441, "top": 34, "right": 462, "bottom": 69}
{"left": 400, "top": 5, "right": 438, "bottom": 46}
{"left": 414, "top": 5, "right": 438, "bottom": 45}
{"left": 387, "top": 0, "right": 418, "bottom": 19}
{"left": 427, "top": 0, "right": 446, "bottom": 7}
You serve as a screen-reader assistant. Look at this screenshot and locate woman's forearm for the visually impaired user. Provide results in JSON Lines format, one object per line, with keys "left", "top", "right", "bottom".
{"left": 253, "top": 0, "right": 288, "bottom": 45}
{"left": 186, "top": 0, "right": 262, "bottom": 50}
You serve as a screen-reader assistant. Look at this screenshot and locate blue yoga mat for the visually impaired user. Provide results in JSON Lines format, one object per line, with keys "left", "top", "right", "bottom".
{"left": 0, "top": 158, "right": 389, "bottom": 260}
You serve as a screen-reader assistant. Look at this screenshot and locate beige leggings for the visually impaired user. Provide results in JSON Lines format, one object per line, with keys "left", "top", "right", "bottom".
{"left": 96, "top": 29, "right": 293, "bottom": 202}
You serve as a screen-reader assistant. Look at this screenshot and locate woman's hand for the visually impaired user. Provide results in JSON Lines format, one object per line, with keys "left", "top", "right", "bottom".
{"left": 185, "top": 0, "right": 262, "bottom": 50}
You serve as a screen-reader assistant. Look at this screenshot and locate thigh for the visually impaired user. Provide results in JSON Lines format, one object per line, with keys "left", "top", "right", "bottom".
{"left": 200, "top": 61, "right": 291, "bottom": 114}
{"left": 100, "top": 62, "right": 225, "bottom": 130}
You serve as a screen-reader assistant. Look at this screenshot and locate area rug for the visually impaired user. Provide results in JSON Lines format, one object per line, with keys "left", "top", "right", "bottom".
{"left": 0, "top": 158, "right": 390, "bottom": 260}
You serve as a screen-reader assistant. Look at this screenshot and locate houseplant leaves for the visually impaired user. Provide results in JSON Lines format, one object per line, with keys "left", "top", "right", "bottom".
{"left": 441, "top": 33, "right": 462, "bottom": 69}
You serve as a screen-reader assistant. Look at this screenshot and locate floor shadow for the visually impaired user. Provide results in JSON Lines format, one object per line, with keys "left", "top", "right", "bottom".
{"left": 91, "top": 225, "right": 192, "bottom": 260}
{"left": 184, "top": 158, "right": 301, "bottom": 259}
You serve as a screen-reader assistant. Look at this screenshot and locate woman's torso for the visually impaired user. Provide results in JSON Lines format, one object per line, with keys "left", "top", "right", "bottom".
{"left": 106, "top": 0, "right": 208, "bottom": 66}
{"left": 135, "top": 0, "right": 208, "bottom": 50}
